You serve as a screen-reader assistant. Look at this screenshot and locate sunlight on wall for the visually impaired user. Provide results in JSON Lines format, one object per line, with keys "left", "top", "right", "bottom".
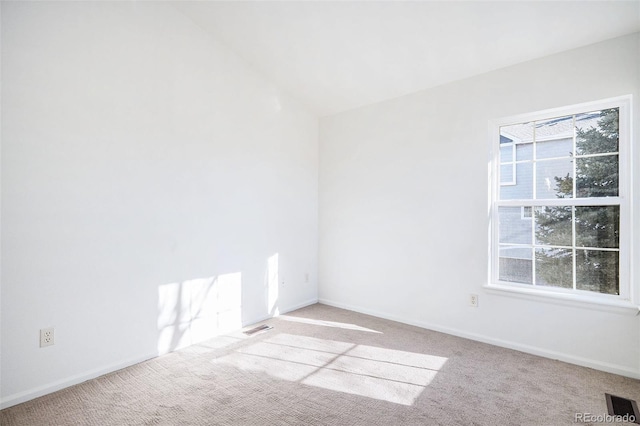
{"left": 157, "top": 272, "right": 242, "bottom": 355}
{"left": 213, "top": 333, "right": 448, "bottom": 406}
{"left": 278, "top": 315, "right": 382, "bottom": 333}
{"left": 267, "top": 253, "right": 279, "bottom": 316}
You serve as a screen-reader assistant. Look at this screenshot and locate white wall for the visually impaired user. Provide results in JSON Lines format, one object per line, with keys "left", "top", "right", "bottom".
{"left": 1, "top": 2, "right": 318, "bottom": 407}
{"left": 319, "top": 33, "right": 640, "bottom": 378}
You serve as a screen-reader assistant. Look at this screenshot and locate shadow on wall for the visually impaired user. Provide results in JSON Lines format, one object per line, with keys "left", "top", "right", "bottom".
{"left": 157, "top": 272, "right": 243, "bottom": 355}
{"left": 156, "top": 253, "right": 280, "bottom": 355}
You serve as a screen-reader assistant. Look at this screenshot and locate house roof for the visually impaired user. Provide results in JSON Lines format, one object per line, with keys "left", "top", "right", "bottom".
{"left": 500, "top": 113, "right": 603, "bottom": 144}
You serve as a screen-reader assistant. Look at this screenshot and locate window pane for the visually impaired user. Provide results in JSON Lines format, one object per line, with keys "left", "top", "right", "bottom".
{"left": 535, "top": 115, "right": 573, "bottom": 148}
{"left": 500, "top": 162, "right": 532, "bottom": 200}
{"left": 516, "top": 143, "right": 533, "bottom": 161}
{"left": 576, "top": 155, "right": 618, "bottom": 198}
{"left": 535, "top": 248, "right": 573, "bottom": 289}
{"left": 499, "top": 246, "right": 532, "bottom": 284}
{"left": 575, "top": 109, "right": 619, "bottom": 155}
{"left": 534, "top": 206, "right": 572, "bottom": 247}
{"left": 576, "top": 249, "right": 618, "bottom": 295}
{"left": 499, "top": 207, "right": 532, "bottom": 244}
{"left": 575, "top": 206, "right": 619, "bottom": 248}
{"left": 500, "top": 164, "right": 514, "bottom": 184}
{"left": 536, "top": 138, "right": 572, "bottom": 160}
{"left": 536, "top": 158, "right": 573, "bottom": 199}
{"left": 500, "top": 134, "right": 513, "bottom": 144}
{"left": 501, "top": 122, "right": 533, "bottom": 144}
{"left": 500, "top": 145, "right": 513, "bottom": 164}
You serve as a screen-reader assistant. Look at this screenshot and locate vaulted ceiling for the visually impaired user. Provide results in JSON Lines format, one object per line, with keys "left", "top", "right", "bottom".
{"left": 173, "top": 1, "right": 640, "bottom": 116}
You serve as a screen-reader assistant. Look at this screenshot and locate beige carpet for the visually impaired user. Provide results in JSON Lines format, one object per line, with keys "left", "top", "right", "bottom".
{"left": 2, "top": 304, "right": 639, "bottom": 425}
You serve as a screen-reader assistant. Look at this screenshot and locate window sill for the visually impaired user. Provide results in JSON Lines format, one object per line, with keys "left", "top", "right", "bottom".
{"left": 483, "top": 283, "right": 640, "bottom": 315}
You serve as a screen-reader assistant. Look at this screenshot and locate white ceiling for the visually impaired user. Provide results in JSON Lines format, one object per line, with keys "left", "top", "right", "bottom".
{"left": 172, "top": 1, "right": 640, "bottom": 117}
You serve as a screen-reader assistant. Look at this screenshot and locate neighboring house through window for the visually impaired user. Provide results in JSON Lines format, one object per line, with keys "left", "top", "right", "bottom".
{"left": 521, "top": 206, "right": 532, "bottom": 220}
{"left": 489, "top": 96, "right": 633, "bottom": 306}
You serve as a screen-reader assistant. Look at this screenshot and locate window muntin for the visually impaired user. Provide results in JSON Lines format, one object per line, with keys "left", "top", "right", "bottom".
{"left": 491, "top": 97, "right": 631, "bottom": 302}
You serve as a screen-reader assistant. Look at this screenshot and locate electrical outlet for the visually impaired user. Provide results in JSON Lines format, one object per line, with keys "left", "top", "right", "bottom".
{"left": 40, "top": 328, "right": 55, "bottom": 347}
{"left": 469, "top": 294, "right": 479, "bottom": 307}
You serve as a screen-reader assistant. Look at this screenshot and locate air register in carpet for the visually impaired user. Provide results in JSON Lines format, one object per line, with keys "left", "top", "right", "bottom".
{"left": 606, "top": 393, "right": 640, "bottom": 424}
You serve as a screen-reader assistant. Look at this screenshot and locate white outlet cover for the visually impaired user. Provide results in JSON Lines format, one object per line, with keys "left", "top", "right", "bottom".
{"left": 40, "top": 328, "right": 55, "bottom": 347}
{"left": 470, "top": 295, "right": 479, "bottom": 307}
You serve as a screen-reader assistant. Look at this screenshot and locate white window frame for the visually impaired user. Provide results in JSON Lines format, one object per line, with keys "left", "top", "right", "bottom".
{"left": 487, "top": 95, "right": 636, "bottom": 311}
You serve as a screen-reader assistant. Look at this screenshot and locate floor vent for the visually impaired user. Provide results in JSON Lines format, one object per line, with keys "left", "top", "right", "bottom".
{"left": 243, "top": 324, "right": 273, "bottom": 336}
{"left": 605, "top": 393, "right": 640, "bottom": 424}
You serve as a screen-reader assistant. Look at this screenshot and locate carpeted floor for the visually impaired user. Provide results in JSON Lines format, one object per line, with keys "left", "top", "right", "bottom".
{"left": 2, "top": 303, "right": 639, "bottom": 425}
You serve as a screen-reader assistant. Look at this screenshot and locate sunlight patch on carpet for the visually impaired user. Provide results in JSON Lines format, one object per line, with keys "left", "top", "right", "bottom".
{"left": 214, "top": 333, "right": 448, "bottom": 406}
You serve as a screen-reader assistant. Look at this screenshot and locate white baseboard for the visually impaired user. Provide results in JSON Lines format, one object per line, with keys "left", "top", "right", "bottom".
{"left": 0, "top": 352, "right": 157, "bottom": 410}
{"left": 1, "top": 298, "right": 319, "bottom": 410}
{"left": 318, "top": 298, "right": 640, "bottom": 380}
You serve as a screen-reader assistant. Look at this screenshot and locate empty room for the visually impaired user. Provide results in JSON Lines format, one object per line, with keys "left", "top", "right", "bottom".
{"left": 1, "top": 1, "right": 640, "bottom": 424}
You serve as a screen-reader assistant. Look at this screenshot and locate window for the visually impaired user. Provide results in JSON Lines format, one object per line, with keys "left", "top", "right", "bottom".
{"left": 489, "top": 96, "right": 632, "bottom": 304}
{"left": 521, "top": 206, "right": 532, "bottom": 219}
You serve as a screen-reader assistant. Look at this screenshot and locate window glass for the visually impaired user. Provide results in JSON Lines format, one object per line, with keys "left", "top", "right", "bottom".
{"left": 493, "top": 102, "right": 626, "bottom": 298}
{"left": 576, "top": 109, "right": 619, "bottom": 155}
{"left": 535, "top": 158, "right": 573, "bottom": 199}
{"left": 499, "top": 207, "right": 532, "bottom": 244}
{"left": 500, "top": 162, "right": 532, "bottom": 200}
{"left": 535, "top": 248, "right": 573, "bottom": 289}
{"left": 575, "top": 205, "right": 619, "bottom": 249}
{"left": 575, "top": 155, "right": 618, "bottom": 198}
{"left": 576, "top": 250, "right": 618, "bottom": 295}
{"left": 534, "top": 206, "right": 572, "bottom": 247}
